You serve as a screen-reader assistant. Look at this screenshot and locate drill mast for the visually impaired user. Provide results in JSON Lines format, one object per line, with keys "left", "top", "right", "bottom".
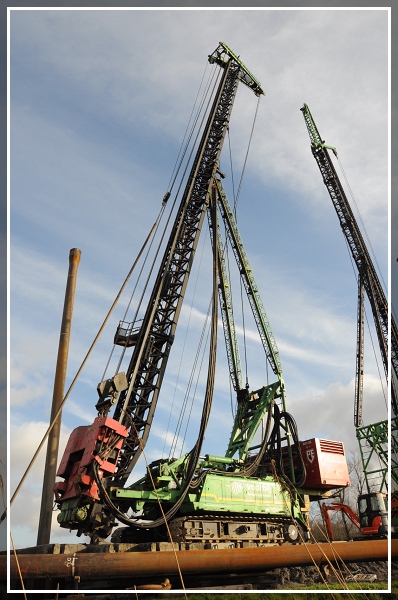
{"left": 108, "top": 46, "right": 264, "bottom": 487}
{"left": 301, "top": 103, "right": 397, "bottom": 492}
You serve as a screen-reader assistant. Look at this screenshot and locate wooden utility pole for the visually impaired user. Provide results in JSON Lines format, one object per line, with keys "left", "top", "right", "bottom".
{"left": 37, "top": 248, "right": 81, "bottom": 546}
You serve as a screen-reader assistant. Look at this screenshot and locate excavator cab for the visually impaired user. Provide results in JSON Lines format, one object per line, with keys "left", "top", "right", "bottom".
{"left": 357, "top": 492, "right": 388, "bottom": 536}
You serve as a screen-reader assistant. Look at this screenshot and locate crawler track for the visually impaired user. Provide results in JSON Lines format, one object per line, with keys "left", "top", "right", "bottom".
{"left": 112, "top": 513, "right": 304, "bottom": 546}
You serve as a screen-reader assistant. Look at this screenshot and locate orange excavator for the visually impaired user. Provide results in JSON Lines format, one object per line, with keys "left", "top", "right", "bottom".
{"left": 321, "top": 493, "right": 388, "bottom": 541}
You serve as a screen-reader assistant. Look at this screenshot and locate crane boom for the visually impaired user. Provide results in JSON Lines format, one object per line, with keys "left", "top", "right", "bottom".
{"left": 215, "top": 178, "right": 283, "bottom": 379}
{"left": 301, "top": 103, "right": 398, "bottom": 494}
{"left": 208, "top": 185, "right": 243, "bottom": 393}
{"left": 300, "top": 103, "right": 396, "bottom": 417}
{"left": 208, "top": 178, "right": 290, "bottom": 466}
{"left": 107, "top": 49, "right": 264, "bottom": 486}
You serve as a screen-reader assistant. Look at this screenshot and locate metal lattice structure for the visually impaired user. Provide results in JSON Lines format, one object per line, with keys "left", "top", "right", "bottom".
{"left": 301, "top": 103, "right": 397, "bottom": 493}
{"left": 301, "top": 103, "right": 396, "bottom": 417}
{"left": 111, "top": 47, "right": 264, "bottom": 486}
{"left": 206, "top": 178, "right": 289, "bottom": 464}
{"left": 215, "top": 178, "right": 283, "bottom": 380}
{"left": 207, "top": 186, "right": 243, "bottom": 393}
{"left": 356, "top": 419, "right": 398, "bottom": 491}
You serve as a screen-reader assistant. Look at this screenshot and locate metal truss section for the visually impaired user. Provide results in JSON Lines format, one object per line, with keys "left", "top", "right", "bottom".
{"left": 225, "top": 382, "right": 281, "bottom": 460}
{"left": 392, "top": 416, "right": 398, "bottom": 488}
{"left": 311, "top": 144, "right": 394, "bottom": 414}
{"left": 356, "top": 419, "right": 398, "bottom": 493}
{"left": 215, "top": 178, "right": 283, "bottom": 381}
{"left": 301, "top": 102, "right": 336, "bottom": 153}
{"left": 300, "top": 103, "right": 396, "bottom": 416}
{"left": 209, "top": 42, "right": 264, "bottom": 98}
{"left": 111, "top": 59, "right": 242, "bottom": 485}
{"left": 354, "top": 274, "right": 365, "bottom": 427}
{"left": 207, "top": 186, "right": 243, "bottom": 393}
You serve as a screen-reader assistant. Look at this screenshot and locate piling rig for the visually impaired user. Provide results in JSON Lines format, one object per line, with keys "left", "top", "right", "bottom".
{"left": 53, "top": 44, "right": 350, "bottom": 547}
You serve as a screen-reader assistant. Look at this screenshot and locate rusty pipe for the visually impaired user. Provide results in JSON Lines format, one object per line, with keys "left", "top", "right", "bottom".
{"left": 5, "top": 539, "right": 391, "bottom": 584}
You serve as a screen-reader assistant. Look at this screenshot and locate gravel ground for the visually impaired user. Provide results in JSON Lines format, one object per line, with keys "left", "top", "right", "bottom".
{"left": 276, "top": 561, "right": 396, "bottom": 589}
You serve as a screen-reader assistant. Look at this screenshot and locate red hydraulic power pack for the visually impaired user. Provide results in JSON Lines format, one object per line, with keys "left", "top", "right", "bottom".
{"left": 299, "top": 438, "right": 350, "bottom": 490}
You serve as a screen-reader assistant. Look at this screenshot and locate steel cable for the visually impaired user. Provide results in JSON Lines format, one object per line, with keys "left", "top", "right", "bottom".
{"left": 265, "top": 403, "right": 307, "bottom": 488}
{"left": 5, "top": 215, "right": 160, "bottom": 520}
{"left": 102, "top": 200, "right": 169, "bottom": 381}
{"left": 105, "top": 67, "right": 220, "bottom": 400}
{"left": 342, "top": 236, "right": 388, "bottom": 414}
{"left": 234, "top": 94, "right": 261, "bottom": 213}
{"left": 165, "top": 229, "right": 211, "bottom": 460}
{"left": 337, "top": 155, "right": 387, "bottom": 295}
{"left": 169, "top": 297, "right": 211, "bottom": 459}
{"left": 93, "top": 196, "right": 219, "bottom": 529}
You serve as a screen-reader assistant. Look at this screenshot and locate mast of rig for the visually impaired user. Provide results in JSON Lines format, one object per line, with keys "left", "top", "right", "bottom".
{"left": 102, "top": 44, "right": 264, "bottom": 487}
{"left": 211, "top": 178, "right": 298, "bottom": 478}
{"left": 301, "top": 103, "right": 397, "bottom": 492}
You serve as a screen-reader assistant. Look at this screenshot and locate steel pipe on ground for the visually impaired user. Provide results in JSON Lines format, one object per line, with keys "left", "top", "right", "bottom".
{"left": 5, "top": 539, "right": 391, "bottom": 583}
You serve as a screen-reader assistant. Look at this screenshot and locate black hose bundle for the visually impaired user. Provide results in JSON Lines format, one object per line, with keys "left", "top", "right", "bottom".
{"left": 265, "top": 403, "right": 306, "bottom": 488}
{"left": 92, "top": 196, "right": 220, "bottom": 531}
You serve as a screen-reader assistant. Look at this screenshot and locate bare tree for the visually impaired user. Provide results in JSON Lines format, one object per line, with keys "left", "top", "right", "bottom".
{"left": 310, "top": 453, "right": 367, "bottom": 541}
{"left": 347, "top": 451, "right": 366, "bottom": 497}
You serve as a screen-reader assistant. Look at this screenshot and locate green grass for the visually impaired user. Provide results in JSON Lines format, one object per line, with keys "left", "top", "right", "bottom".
{"left": 161, "top": 595, "right": 389, "bottom": 600}
{"left": 308, "top": 581, "right": 387, "bottom": 590}
{"left": 157, "top": 580, "right": 396, "bottom": 599}
{"left": 164, "top": 594, "right": 389, "bottom": 600}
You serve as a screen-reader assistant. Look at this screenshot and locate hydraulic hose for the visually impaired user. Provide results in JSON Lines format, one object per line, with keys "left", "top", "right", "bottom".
{"left": 266, "top": 404, "right": 307, "bottom": 488}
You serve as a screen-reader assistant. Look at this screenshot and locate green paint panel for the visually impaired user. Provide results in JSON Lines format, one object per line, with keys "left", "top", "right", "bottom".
{"left": 182, "top": 473, "right": 291, "bottom": 515}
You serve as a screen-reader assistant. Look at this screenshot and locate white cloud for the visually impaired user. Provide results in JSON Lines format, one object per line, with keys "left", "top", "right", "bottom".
{"left": 65, "top": 399, "right": 97, "bottom": 424}
{"left": 10, "top": 10, "right": 388, "bottom": 232}
{"left": 287, "top": 373, "right": 388, "bottom": 453}
{"left": 8, "top": 419, "right": 87, "bottom": 548}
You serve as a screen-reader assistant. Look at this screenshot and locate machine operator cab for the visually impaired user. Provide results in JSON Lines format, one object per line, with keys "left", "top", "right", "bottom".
{"left": 358, "top": 492, "right": 388, "bottom": 536}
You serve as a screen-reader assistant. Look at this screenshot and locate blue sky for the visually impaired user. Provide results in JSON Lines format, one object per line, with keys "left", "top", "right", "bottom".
{"left": 8, "top": 8, "right": 389, "bottom": 550}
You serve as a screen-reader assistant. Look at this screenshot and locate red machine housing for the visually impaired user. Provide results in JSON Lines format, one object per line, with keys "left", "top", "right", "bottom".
{"left": 54, "top": 415, "right": 128, "bottom": 502}
{"left": 299, "top": 438, "right": 350, "bottom": 490}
